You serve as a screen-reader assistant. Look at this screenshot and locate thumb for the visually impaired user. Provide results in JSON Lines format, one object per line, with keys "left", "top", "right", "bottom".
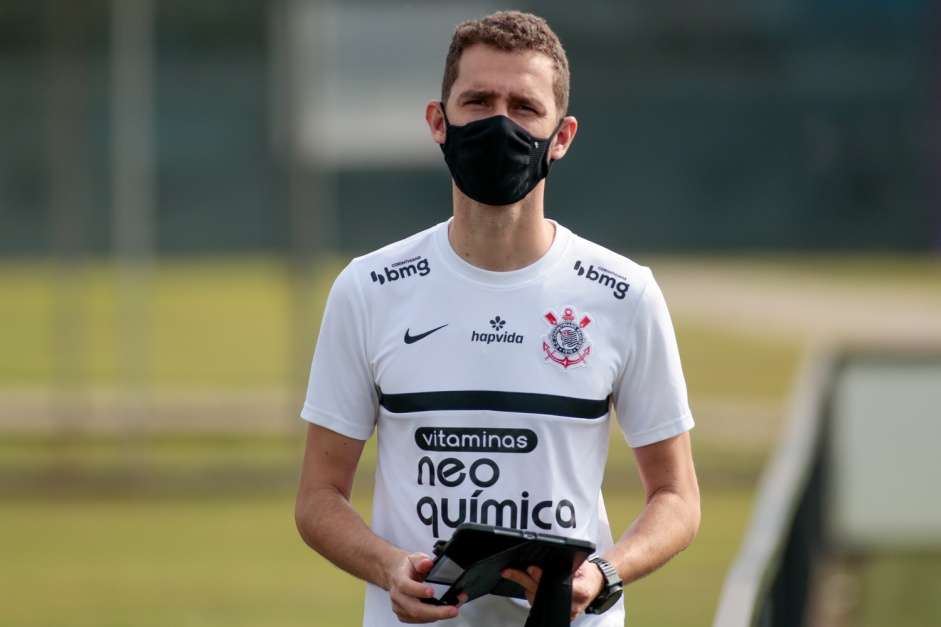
{"left": 409, "top": 553, "right": 435, "bottom": 576}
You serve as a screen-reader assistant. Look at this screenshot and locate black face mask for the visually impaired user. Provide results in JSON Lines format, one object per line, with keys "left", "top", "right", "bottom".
{"left": 440, "top": 104, "right": 564, "bottom": 206}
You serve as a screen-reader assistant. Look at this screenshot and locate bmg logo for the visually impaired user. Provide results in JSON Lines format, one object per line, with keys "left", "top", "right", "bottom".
{"left": 371, "top": 257, "right": 431, "bottom": 285}
{"left": 573, "top": 260, "right": 629, "bottom": 300}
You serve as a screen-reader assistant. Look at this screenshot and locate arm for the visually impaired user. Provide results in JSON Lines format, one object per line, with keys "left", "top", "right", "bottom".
{"left": 600, "top": 430, "right": 700, "bottom": 584}
{"left": 295, "top": 422, "right": 460, "bottom": 623}
{"left": 505, "top": 431, "right": 700, "bottom": 618}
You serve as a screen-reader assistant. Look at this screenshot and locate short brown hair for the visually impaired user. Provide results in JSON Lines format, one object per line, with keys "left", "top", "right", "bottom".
{"left": 441, "top": 11, "right": 570, "bottom": 116}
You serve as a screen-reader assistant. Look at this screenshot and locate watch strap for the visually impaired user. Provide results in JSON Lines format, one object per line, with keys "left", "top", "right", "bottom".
{"left": 586, "top": 557, "right": 623, "bottom": 615}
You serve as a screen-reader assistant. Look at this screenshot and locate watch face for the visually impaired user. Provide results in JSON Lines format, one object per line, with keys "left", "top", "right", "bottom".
{"left": 586, "top": 557, "right": 623, "bottom": 614}
{"left": 594, "top": 585, "right": 622, "bottom": 613}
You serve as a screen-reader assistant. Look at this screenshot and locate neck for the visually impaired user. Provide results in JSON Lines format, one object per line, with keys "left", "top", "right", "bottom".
{"left": 448, "top": 185, "right": 555, "bottom": 271}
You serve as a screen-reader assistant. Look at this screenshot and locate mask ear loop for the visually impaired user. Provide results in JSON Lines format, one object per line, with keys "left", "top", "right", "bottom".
{"left": 439, "top": 101, "right": 451, "bottom": 127}
{"left": 545, "top": 117, "right": 567, "bottom": 166}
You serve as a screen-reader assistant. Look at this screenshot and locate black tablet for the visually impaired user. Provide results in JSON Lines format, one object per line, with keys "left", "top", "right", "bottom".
{"left": 421, "top": 523, "right": 596, "bottom": 606}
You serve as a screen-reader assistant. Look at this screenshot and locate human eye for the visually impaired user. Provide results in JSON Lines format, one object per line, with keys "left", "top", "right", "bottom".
{"left": 513, "top": 100, "right": 540, "bottom": 115}
{"left": 464, "top": 95, "right": 491, "bottom": 108}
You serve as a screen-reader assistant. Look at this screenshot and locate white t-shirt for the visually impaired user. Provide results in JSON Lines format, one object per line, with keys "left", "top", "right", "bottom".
{"left": 302, "top": 220, "right": 694, "bottom": 627}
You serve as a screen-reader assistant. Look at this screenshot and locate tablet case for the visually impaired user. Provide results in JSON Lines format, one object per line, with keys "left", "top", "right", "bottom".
{"left": 422, "top": 523, "right": 596, "bottom": 627}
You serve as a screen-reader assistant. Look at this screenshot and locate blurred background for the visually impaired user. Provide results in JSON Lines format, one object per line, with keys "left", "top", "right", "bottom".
{"left": 1, "top": 1, "right": 940, "bottom": 625}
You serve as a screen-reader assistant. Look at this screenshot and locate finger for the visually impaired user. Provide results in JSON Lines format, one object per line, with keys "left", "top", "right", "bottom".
{"left": 526, "top": 565, "right": 543, "bottom": 583}
{"left": 396, "top": 576, "right": 438, "bottom": 601}
{"left": 502, "top": 568, "right": 538, "bottom": 606}
{"left": 394, "top": 556, "right": 439, "bottom": 601}
{"left": 393, "top": 597, "right": 459, "bottom": 624}
{"left": 501, "top": 568, "right": 537, "bottom": 591}
{"left": 570, "top": 563, "right": 604, "bottom": 618}
{"left": 391, "top": 586, "right": 459, "bottom": 624}
{"left": 408, "top": 553, "right": 435, "bottom": 577}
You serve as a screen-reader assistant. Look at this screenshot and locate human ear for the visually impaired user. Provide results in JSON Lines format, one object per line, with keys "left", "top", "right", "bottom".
{"left": 425, "top": 100, "right": 447, "bottom": 145}
{"left": 549, "top": 116, "right": 577, "bottom": 160}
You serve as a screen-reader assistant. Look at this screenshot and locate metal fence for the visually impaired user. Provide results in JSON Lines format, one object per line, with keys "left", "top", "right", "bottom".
{"left": 712, "top": 349, "right": 834, "bottom": 627}
{"left": 713, "top": 345, "right": 941, "bottom": 626}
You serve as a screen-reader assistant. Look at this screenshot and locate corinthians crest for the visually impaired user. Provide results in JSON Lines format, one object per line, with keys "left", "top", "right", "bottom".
{"left": 542, "top": 306, "right": 593, "bottom": 369}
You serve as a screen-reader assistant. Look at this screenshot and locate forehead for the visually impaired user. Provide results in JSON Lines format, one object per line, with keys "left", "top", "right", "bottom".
{"left": 452, "top": 43, "right": 556, "bottom": 103}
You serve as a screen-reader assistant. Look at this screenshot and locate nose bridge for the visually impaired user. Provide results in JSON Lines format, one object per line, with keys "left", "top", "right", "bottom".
{"left": 492, "top": 97, "right": 511, "bottom": 118}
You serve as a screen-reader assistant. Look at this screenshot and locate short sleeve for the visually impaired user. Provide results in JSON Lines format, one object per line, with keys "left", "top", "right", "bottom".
{"left": 613, "top": 271, "right": 694, "bottom": 448}
{"left": 300, "top": 263, "right": 379, "bottom": 440}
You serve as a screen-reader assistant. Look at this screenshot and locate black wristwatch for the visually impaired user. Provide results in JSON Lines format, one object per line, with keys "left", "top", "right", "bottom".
{"left": 585, "top": 557, "right": 623, "bottom": 615}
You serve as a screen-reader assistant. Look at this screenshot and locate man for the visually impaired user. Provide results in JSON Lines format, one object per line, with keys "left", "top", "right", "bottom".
{"left": 295, "top": 10, "right": 700, "bottom": 626}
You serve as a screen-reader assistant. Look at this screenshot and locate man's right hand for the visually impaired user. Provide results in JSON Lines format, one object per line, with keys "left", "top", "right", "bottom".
{"left": 388, "top": 552, "right": 462, "bottom": 623}
{"left": 297, "top": 425, "right": 464, "bottom": 622}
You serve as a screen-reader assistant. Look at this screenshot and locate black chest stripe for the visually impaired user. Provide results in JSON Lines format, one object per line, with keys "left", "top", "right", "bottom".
{"left": 379, "top": 390, "right": 610, "bottom": 419}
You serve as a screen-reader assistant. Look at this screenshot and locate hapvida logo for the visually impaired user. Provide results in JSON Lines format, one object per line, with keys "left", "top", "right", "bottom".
{"left": 471, "top": 315, "right": 524, "bottom": 344}
{"left": 573, "top": 260, "right": 629, "bottom": 300}
{"left": 371, "top": 257, "right": 431, "bottom": 285}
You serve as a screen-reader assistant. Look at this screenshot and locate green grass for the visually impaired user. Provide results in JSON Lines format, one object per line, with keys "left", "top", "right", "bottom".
{"left": 0, "top": 435, "right": 306, "bottom": 496}
{"left": 675, "top": 322, "right": 802, "bottom": 401}
{"left": 0, "top": 492, "right": 359, "bottom": 627}
{"left": 0, "top": 427, "right": 756, "bottom": 627}
{"left": 0, "top": 484, "right": 754, "bottom": 627}
{"left": 0, "top": 257, "right": 344, "bottom": 387}
{"left": 854, "top": 553, "right": 941, "bottom": 627}
{"left": 3, "top": 254, "right": 941, "bottom": 625}
{"left": 0, "top": 256, "right": 803, "bottom": 393}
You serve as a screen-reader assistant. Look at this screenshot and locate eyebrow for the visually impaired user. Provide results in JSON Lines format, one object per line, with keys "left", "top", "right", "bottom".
{"left": 455, "top": 89, "right": 545, "bottom": 112}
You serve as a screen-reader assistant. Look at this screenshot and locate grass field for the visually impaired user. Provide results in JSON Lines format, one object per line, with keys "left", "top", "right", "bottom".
{"left": 2, "top": 254, "right": 941, "bottom": 625}
{"left": 0, "top": 437, "right": 756, "bottom": 627}
{"left": 855, "top": 553, "right": 941, "bottom": 627}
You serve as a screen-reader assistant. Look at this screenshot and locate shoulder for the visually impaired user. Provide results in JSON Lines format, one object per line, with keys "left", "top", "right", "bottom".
{"left": 345, "top": 223, "right": 442, "bottom": 288}
{"left": 557, "top": 225, "right": 654, "bottom": 300}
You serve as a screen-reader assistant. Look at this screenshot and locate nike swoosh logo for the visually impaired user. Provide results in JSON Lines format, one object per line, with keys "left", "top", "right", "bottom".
{"left": 404, "top": 324, "right": 448, "bottom": 345}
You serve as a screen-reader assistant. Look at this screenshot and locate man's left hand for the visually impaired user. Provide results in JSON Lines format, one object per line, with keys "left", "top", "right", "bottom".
{"left": 501, "top": 561, "right": 604, "bottom": 622}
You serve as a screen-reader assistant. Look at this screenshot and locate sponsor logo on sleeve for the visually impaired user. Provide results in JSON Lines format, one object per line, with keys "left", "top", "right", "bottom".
{"left": 370, "top": 256, "right": 431, "bottom": 285}
{"left": 573, "top": 260, "right": 629, "bottom": 300}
